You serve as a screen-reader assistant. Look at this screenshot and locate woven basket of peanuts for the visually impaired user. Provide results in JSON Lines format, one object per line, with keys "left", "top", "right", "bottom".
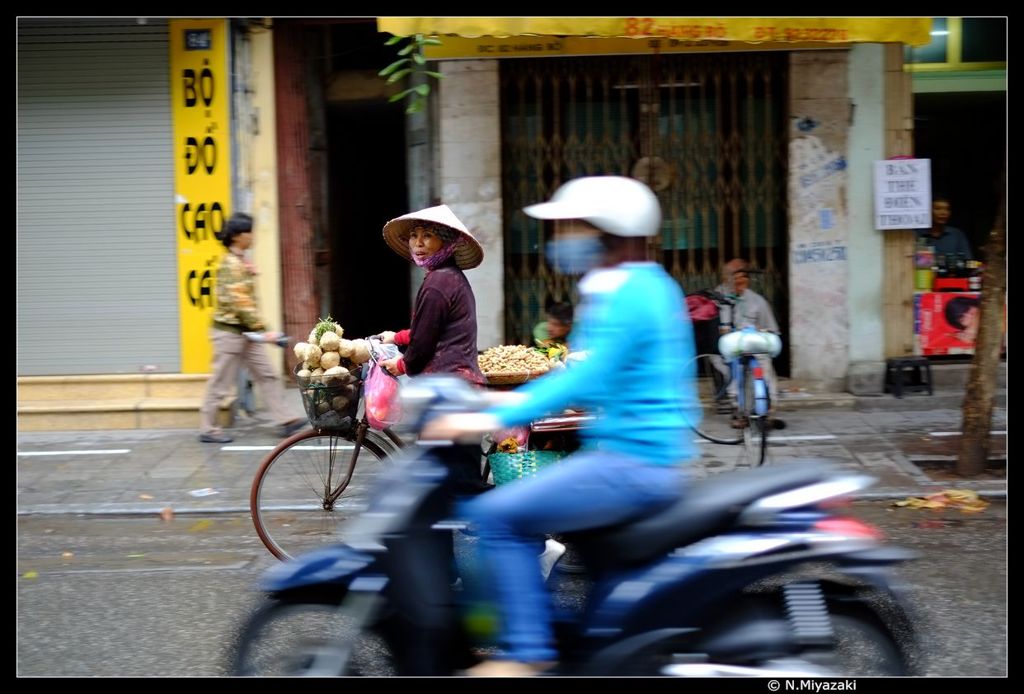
{"left": 478, "top": 344, "right": 561, "bottom": 386}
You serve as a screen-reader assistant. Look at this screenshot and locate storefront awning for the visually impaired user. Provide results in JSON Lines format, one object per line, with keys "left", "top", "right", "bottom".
{"left": 377, "top": 17, "right": 932, "bottom": 46}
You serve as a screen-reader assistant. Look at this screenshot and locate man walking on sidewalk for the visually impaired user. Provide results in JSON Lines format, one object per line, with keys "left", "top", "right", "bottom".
{"left": 197, "top": 213, "right": 305, "bottom": 443}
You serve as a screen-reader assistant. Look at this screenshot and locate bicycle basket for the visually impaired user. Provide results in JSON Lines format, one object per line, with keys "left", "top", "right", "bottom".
{"left": 294, "top": 364, "right": 362, "bottom": 432}
{"left": 488, "top": 450, "right": 566, "bottom": 486}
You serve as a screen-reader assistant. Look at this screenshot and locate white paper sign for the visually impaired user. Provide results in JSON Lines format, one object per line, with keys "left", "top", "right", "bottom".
{"left": 874, "top": 159, "right": 931, "bottom": 229}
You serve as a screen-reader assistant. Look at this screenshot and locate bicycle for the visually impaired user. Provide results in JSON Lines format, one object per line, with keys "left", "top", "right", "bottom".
{"left": 250, "top": 336, "right": 406, "bottom": 561}
{"left": 686, "top": 290, "right": 781, "bottom": 467}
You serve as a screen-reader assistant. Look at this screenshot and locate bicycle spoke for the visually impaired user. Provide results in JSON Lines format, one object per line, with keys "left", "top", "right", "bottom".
{"left": 252, "top": 430, "right": 393, "bottom": 560}
{"left": 283, "top": 437, "right": 354, "bottom": 503}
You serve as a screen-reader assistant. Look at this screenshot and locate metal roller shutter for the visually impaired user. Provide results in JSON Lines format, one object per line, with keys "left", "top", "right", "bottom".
{"left": 18, "top": 18, "right": 179, "bottom": 375}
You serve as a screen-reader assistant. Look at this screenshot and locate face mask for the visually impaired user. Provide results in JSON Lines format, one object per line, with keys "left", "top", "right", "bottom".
{"left": 545, "top": 236, "right": 604, "bottom": 275}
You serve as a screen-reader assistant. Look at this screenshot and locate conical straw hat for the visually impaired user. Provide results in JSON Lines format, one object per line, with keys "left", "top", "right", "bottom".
{"left": 382, "top": 204, "right": 484, "bottom": 270}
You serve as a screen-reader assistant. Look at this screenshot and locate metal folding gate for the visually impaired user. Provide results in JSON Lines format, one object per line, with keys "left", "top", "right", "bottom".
{"left": 500, "top": 52, "right": 789, "bottom": 362}
{"left": 18, "top": 19, "right": 178, "bottom": 375}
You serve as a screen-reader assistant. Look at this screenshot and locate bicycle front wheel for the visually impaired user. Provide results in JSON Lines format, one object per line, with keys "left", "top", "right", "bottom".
{"left": 251, "top": 427, "right": 396, "bottom": 560}
{"left": 743, "top": 415, "right": 769, "bottom": 466}
{"left": 687, "top": 353, "right": 743, "bottom": 444}
{"left": 738, "top": 365, "right": 770, "bottom": 466}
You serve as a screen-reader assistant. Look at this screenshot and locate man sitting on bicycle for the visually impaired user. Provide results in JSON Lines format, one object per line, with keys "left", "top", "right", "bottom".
{"left": 716, "top": 259, "right": 782, "bottom": 428}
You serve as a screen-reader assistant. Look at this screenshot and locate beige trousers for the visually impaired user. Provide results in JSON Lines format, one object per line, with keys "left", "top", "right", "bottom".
{"left": 199, "top": 330, "right": 295, "bottom": 433}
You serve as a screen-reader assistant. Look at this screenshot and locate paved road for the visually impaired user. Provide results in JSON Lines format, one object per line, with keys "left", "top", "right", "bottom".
{"left": 17, "top": 398, "right": 1006, "bottom": 676}
{"left": 16, "top": 498, "right": 1006, "bottom": 677}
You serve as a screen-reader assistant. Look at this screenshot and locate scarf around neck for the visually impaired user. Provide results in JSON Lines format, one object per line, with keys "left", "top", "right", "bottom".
{"left": 413, "top": 226, "right": 462, "bottom": 270}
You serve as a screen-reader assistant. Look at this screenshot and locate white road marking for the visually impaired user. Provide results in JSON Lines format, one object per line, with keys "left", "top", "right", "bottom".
{"left": 694, "top": 434, "right": 837, "bottom": 444}
{"left": 930, "top": 431, "right": 1006, "bottom": 437}
{"left": 222, "top": 444, "right": 356, "bottom": 451}
{"left": 18, "top": 449, "right": 130, "bottom": 456}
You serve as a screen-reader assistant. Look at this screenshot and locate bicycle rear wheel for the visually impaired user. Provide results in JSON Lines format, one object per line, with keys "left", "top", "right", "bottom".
{"left": 251, "top": 427, "right": 397, "bottom": 560}
{"left": 687, "top": 353, "right": 742, "bottom": 444}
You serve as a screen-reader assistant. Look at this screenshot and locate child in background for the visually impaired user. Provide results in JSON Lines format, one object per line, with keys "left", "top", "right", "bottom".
{"left": 534, "top": 301, "right": 574, "bottom": 352}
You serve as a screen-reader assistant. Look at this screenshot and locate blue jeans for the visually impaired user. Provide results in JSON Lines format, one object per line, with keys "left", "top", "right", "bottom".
{"left": 460, "top": 450, "right": 684, "bottom": 662}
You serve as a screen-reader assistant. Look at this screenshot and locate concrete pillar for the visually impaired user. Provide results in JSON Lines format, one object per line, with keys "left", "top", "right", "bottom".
{"left": 437, "top": 60, "right": 504, "bottom": 349}
{"left": 881, "top": 44, "right": 917, "bottom": 358}
{"left": 846, "top": 44, "right": 888, "bottom": 394}
{"left": 235, "top": 23, "right": 283, "bottom": 373}
{"left": 788, "top": 50, "right": 851, "bottom": 392}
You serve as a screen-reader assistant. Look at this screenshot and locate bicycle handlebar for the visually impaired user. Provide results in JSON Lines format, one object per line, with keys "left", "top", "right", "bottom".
{"left": 243, "top": 332, "right": 291, "bottom": 348}
{"left": 365, "top": 335, "right": 384, "bottom": 364}
{"left": 694, "top": 288, "right": 735, "bottom": 307}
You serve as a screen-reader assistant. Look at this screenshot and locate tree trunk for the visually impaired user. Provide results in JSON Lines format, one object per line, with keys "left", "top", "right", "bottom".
{"left": 957, "top": 183, "right": 1006, "bottom": 476}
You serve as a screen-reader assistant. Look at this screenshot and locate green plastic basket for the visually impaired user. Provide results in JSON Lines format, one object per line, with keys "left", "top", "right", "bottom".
{"left": 488, "top": 450, "right": 566, "bottom": 486}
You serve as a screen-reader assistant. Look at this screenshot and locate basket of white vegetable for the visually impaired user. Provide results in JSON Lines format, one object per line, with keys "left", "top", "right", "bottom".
{"left": 292, "top": 316, "right": 373, "bottom": 432}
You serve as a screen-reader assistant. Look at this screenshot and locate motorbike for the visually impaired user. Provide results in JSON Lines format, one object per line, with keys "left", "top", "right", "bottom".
{"left": 228, "top": 375, "right": 923, "bottom": 677}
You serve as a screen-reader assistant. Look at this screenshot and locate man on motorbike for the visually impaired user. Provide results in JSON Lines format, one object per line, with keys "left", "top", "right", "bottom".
{"left": 423, "top": 176, "right": 702, "bottom": 676}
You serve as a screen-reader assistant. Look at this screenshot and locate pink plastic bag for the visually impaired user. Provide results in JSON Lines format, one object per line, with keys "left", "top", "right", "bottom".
{"left": 364, "top": 360, "right": 402, "bottom": 430}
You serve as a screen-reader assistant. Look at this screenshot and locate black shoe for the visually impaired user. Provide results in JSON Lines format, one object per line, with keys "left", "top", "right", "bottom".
{"left": 278, "top": 418, "right": 306, "bottom": 438}
{"left": 198, "top": 431, "right": 233, "bottom": 443}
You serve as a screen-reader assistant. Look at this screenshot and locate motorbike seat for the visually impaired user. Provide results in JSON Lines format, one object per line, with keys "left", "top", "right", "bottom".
{"left": 574, "top": 462, "right": 837, "bottom": 567}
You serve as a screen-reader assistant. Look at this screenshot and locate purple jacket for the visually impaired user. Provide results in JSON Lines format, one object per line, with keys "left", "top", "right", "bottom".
{"left": 400, "top": 260, "right": 484, "bottom": 385}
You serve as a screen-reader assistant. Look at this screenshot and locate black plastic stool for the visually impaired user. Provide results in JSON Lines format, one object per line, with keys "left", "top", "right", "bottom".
{"left": 885, "top": 357, "right": 933, "bottom": 398}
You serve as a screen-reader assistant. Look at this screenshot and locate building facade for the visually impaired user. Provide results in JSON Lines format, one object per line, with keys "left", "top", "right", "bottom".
{"left": 22, "top": 17, "right": 1002, "bottom": 398}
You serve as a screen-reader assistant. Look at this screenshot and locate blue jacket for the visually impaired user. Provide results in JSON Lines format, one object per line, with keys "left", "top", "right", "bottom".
{"left": 488, "top": 262, "right": 700, "bottom": 466}
{"left": 916, "top": 226, "right": 973, "bottom": 261}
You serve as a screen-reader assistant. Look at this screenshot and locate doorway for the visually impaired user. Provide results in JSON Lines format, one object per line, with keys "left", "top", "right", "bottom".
{"left": 324, "top": 22, "right": 411, "bottom": 339}
{"left": 914, "top": 90, "right": 1006, "bottom": 257}
{"left": 327, "top": 101, "right": 410, "bottom": 338}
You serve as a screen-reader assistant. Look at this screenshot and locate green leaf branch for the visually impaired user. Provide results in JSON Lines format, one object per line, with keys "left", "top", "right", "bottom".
{"left": 380, "top": 33, "right": 443, "bottom": 114}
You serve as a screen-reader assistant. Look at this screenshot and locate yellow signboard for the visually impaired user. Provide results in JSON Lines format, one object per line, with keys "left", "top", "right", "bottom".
{"left": 422, "top": 35, "right": 850, "bottom": 60}
{"left": 169, "top": 19, "right": 232, "bottom": 373}
{"left": 379, "top": 17, "right": 932, "bottom": 46}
